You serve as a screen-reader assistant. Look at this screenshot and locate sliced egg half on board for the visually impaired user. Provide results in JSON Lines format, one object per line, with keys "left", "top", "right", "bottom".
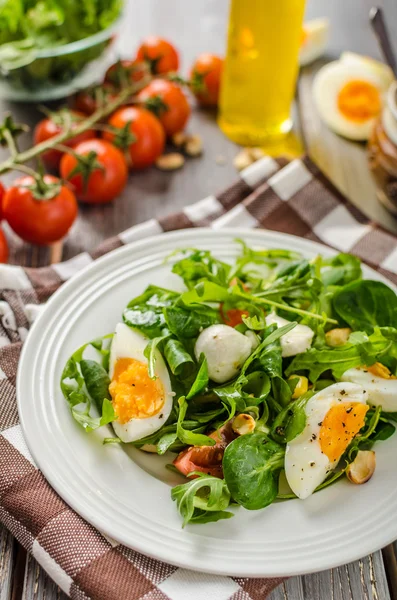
{"left": 299, "top": 18, "right": 329, "bottom": 67}
{"left": 285, "top": 382, "right": 369, "bottom": 499}
{"left": 340, "top": 362, "right": 397, "bottom": 412}
{"left": 313, "top": 53, "right": 394, "bottom": 140}
{"left": 108, "top": 322, "right": 173, "bottom": 442}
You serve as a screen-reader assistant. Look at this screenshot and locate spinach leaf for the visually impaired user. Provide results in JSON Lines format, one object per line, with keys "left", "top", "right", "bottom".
{"left": 171, "top": 473, "right": 232, "bottom": 527}
{"left": 164, "top": 339, "right": 195, "bottom": 378}
{"left": 80, "top": 360, "right": 110, "bottom": 412}
{"left": 187, "top": 356, "right": 209, "bottom": 399}
{"left": 333, "top": 280, "right": 397, "bottom": 333}
{"left": 223, "top": 433, "right": 284, "bottom": 510}
{"left": 60, "top": 335, "right": 115, "bottom": 431}
{"left": 123, "top": 285, "right": 178, "bottom": 338}
{"left": 164, "top": 305, "right": 220, "bottom": 338}
{"left": 177, "top": 397, "right": 215, "bottom": 447}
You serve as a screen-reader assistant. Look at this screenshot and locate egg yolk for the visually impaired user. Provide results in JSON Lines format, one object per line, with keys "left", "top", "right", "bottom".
{"left": 337, "top": 80, "right": 381, "bottom": 123}
{"left": 319, "top": 402, "right": 368, "bottom": 463}
{"left": 109, "top": 358, "right": 165, "bottom": 424}
{"left": 301, "top": 27, "right": 308, "bottom": 47}
{"left": 367, "top": 362, "right": 397, "bottom": 379}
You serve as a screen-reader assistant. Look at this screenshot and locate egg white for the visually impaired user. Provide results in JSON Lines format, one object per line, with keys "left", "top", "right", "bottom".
{"left": 265, "top": 312, "right": 314, "bottom": 358}
{"left": 313, "top": 60, "right": 391, "bottom": 140}
{"left": 340, "top": 52, "right": 394, "bottom": 89}
{"left": 299, "top": 18, "right": 329, "bottom": 67}
{"left": 109, "top": 323, "right": 173, "bottom": 443}
{"left": 340, "top": 366, "right": 397, "bottom": 412}
{"left": 285, "top": 382, "right": 368, "bottom": 499}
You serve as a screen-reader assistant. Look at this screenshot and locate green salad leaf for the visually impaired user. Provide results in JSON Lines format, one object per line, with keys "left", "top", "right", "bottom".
{"left": 223, "top": 433, "right": 284, "bottom": 510}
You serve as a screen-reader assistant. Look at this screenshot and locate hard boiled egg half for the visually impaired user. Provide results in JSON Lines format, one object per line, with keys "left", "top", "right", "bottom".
{"left": 340, "top": 362, "right": 397, "bottom": 412}
{"left": 313, "top": 52, "right": 394, "bottom": 140}
{"left": 285, "top": 382, "right": 369, "bottom": 499}
{"left": 299, "top": 18, "right": 329, "bottom": 67}
{"left": 108, "top": 323, "right": 173, "bottom": 443}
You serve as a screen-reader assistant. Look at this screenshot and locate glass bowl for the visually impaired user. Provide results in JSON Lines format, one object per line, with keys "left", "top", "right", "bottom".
{"left": 0, "top": 19, "right": 121, "bottom": 102}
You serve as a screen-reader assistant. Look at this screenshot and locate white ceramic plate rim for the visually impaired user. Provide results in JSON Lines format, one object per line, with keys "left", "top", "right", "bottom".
{"left": 17, "top": 228, "right": 397, "bottom": 577}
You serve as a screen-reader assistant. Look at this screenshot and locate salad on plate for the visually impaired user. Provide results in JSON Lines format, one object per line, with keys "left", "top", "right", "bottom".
{"left": 60, "top": 241, "right": 397, "bottom": 526}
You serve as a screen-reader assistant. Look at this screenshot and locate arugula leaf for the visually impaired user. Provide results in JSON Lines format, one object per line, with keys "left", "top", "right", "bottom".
{"left": 223, "top": 433, "right": 284, "bottom": 509}
{"left": 177, "top": 397, "right": 215, "bottom": 447}
{"left": 187, "top": 356, "right": 209, "bottom": 399}
{"left": 321, "top": 253, "right": 362, "bottom": 287}
{"left": 123, "top": 285, "right": 178, "bottom": 338}
{"left": 171, "top": 473, "right": 232, "bottom": 527}
{"left": 171, "top": 249, "right": 231, "bottom": 289}
{"left": 333, "top": 280, "right": 397, "bottom": 333}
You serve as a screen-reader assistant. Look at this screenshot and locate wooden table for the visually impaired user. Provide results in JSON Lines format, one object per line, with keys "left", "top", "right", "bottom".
{"left": 1, "top": 0, "right": 397, "bottom": 598}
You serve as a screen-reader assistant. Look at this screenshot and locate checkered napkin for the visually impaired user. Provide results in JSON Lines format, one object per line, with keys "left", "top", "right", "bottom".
{"left": 1, "top": 155, "right": 397, "bottom": 600}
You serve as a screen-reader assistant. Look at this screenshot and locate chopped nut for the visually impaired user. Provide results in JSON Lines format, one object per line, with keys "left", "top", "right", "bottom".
{"left": 248, "top": 147, "right": 266, "bottom": 161}
{"left": 325, "top": 327, "right": 351, "bottom": 347}
{"left": 141, "top": 444, "right": 158, "bottom": 453}
{"left": 171, "top": 131, "right": 187, "bottom": 147}
{"left": 232, "top": 413, "right": 256, "bottom": 435}
{"left": 346, "top": 450, "right": 376, "bottom": 484}
{"left": 155, "top": 153, "right": 185, "bottom": 171}
{"left": 185, "top": 134, "right": 203, "bottom": 157}
{"left": 233, "top": 148, "right": 253, "bottom": 171}
{"left": 288, "top": 375, "right": 309, "bottom": 399}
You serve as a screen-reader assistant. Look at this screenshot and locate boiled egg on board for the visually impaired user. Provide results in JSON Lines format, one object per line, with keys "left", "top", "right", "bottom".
{"left": 285, "top": 382, "right": 369, "bottom": 499}
{"left": 108, "top": 322, "right": 173, "bottom": 443}
{"left": 340, "top": 362, "right": 397, "bottom": 412}
{"left": 313, "top": 53, "right": 394, "bottom": 140}
{"left": 299, "top": 18, "right": 329, "bottom": 67}
{"left": 265, "top": 312, "right": 314, "bottom": 357}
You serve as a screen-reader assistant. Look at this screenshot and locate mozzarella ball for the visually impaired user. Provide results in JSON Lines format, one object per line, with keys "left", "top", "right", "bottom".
{"left": 265, "top": 312, "right": 314, "bottom": 357}
{"left": 285, "top": 383, "right": 369, "bottom": 499}
{"left": 340, "top": 364, "right": 397, "bottom": 412}
{"left": 194, "top": 324, "right": 253, "bottom": 383}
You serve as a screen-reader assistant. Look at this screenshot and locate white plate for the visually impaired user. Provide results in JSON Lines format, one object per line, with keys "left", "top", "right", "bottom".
{"left": 17, "top": 228, "right": 397, "bottom": 578}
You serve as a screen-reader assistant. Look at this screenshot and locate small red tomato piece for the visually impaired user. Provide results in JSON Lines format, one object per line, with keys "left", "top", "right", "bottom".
{"left": 60, "top": 139, "right": 128, "bottom": 204}
{"left": 33, "top": 110, "right": 96, "bottom": 171}
{"left": 136, "top": 36, "right": 179, "bottom": 74}
{"left": 104, "top": 59, "right": 147, "bottom": 87}
{"left": 105, "top": 106, "right": 165, "bottom": 170}
{"left": 220, "top": 306, "right": 249, "bottom": 328}
{"left": 0, "top": 181, "right": 5, "bottom": 221}
{"left": 0, "top": 227, "right": 8, "bottom": 262}
{"left": 190, "top": 53, "right": 224, "bottom": 107}
{"left": 137, "top": 79, "right": 190, "bottom": 136}
{"left": 72, "top": 84, "right": 117, "bottom": 116}
{"left": 3, "top": 175, "right": 77, "bottom": 245}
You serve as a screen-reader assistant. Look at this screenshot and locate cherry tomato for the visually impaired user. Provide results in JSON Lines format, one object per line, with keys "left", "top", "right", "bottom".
{"left": 72, "top": 84, "right": 117, "bottom": 116}
{"left": 0, "top": 228, "right": 8, "bottom": 263}
{"left": 60, "top": 139, "right": 128, "bottom": 204}
{"left": 104, "top": 59, "right": 147, "bottom": 87}
{"left": 105, "top": 106, "right": 165, "bottom": 170}
{"left": 0, "top": 181, "right": 5, "bottom": 221}
{"left": 137, "top": 79, "right": 190, "bottom": 136}
{"left": 190, "top": 53, "right": 223, "bottom": 107}
{"left": 136, "top": 36, "right": 179, "bottom": 74}
{"left": 3, "top": 175, "right": 78, "bottom": 245}
{"left": 220, "top": 306, "right": 249, "bottom": 328}
{"left": 33, "top": 110, "right": 96, "bottom": 171}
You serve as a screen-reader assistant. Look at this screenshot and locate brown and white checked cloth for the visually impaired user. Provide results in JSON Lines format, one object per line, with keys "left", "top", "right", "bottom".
{"left": 1, "top": 155, "right": 397, "bottom": 600}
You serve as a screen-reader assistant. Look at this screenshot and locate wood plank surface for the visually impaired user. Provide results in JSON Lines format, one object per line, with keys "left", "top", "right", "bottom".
{"left": 1, "top": 0, "right": 397, "bottom": 599}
